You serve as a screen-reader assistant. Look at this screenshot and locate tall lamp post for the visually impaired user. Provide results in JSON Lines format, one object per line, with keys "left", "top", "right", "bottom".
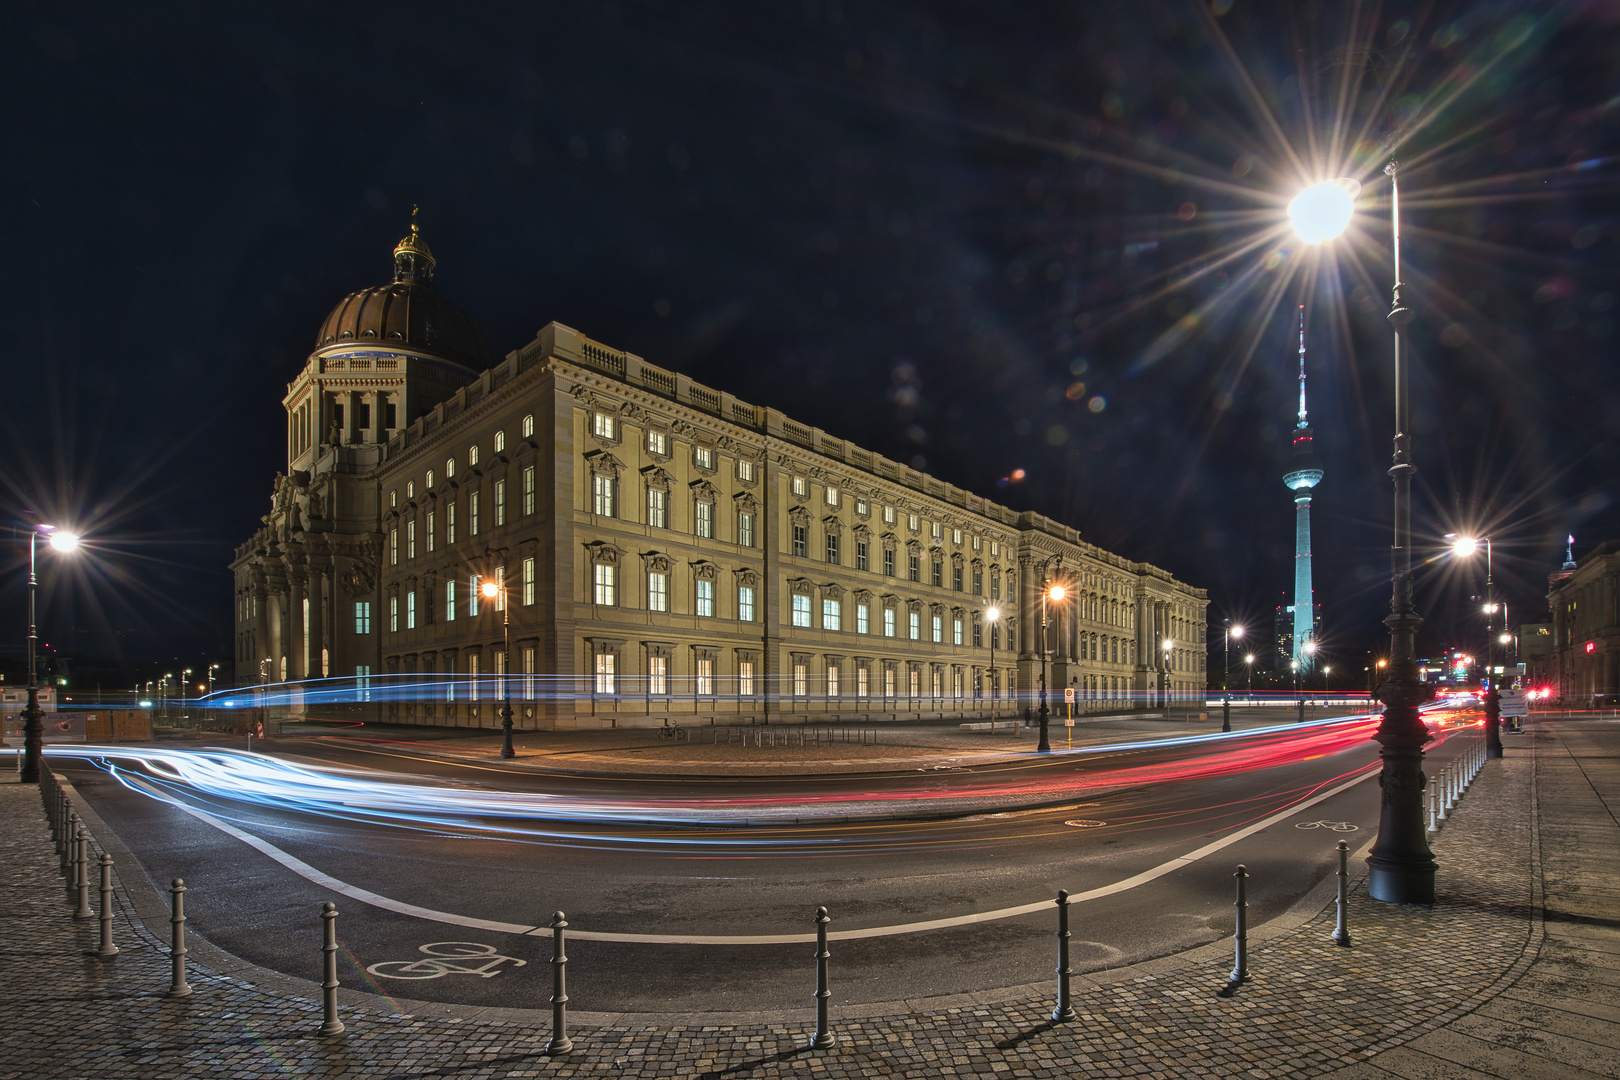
{"left": 1450, "top": 536, "right": 1503, "bottom": 759}
{"left": 19, "top": 523, "right": 80, "bottom": 784}
{"left": 985, "top": 605, "right": 1001, "bottom": 729}
{"left": 1244, "top": 653, "right": 1255, "bottom": 703}
{"left": 480, "top": 579, "right": 515, "bottom": 759}
{"left": 1222, "top": 622, "right": 1244, "bottom": 733}
{"left": 1035, "top": 557, "right": 1065, "bottom": 754}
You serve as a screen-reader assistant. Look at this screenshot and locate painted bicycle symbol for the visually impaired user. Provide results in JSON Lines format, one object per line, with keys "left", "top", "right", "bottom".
{"left": 1294, "top": 820, "right": 1359, "bottom": 832}
{"left": 366, "top": 942, "right": 528, "bottom": 980}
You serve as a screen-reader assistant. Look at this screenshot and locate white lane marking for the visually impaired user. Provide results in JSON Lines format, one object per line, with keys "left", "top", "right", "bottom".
{"left": 128, "top": 763, "right": 1380, "bottom": 945}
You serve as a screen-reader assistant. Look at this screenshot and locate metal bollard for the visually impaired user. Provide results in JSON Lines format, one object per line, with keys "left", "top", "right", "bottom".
{"left": 97, "top": 854, "right": 119, "bottom": 957}
{"left": 812, "top": 906, "right": 835, "bottom": 1049}
{"left": 1427, "top": 778, "right": 1438, "bottom": 833}
{"left": 168, "top": 879, "right": 192, "bottom": 996}
{"left": 73, "top": 827, "right": 93, "bottom": 919}
{"left": 1438, "top": 766, "right": 1450, "bottom": 821}
{"left": 1332, "top": 841, "right": 1352, "bottom": 947}
{"left": 319, "top": 902, "right": 345, "bottom": 1035}
{"left": 61, "top": 809, "right": 77, "bottom": 876}
{"left": 1216, "top": 865, "right": 1248, "bottom": 997}
{"left": 546, "top": 911, "right": 573, "bottom": 1054}
{"left": 1052, "top": 890, "right": 1076, "bottom": 1022}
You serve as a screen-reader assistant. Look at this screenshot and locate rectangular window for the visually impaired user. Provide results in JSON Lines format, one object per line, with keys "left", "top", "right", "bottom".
{"left": 825, "top": 485, "right": 839, "bottom": 507}
{"left": 470, "top": 574, "right": 481, "bottom": 616}
{"left": 445, "top": 579, "right": 456, "bottom": 621}
{"left": 739, "top": 658, "right": 755, "bottom": 696}
{"left": 953, "top": 617, "right": 963, "bottom": 646}
{"left": 990, "top": 541, "right": 998, "bottom": 557}
{"left": 426, "top": 512, "right": 436, "bottom": 553}
{"left": 953, "top": 528, "right": 963, "bottom": 546}
{"left": 406, "top": 591, "right": 417, "bottom": 630}
{"left": 406, "top": 522, "right": 416, "bottom": 560}
{"left": 909, "top": 514, "right": 919, "bottom": 532}
{"left": 696, "top": 579, "right": 715, "bottom": 618}
{"left": 648, "top": 655, "right": 668, "bottom": 696}
{"left": 696, "top": 657, "right": 714, "bottom": 696}
{"left": 991, "top": 625, "right": 1000, "bottom": 650}
{"left": 792, "top": 594, "right": 811, "bottom": 628}
{"left": 856, "top": 541, "right": 869, "bottom": 572}
{"left": 908, "top": 554, "right": 920, "bottom": 582}
{"left": 738, "top": 585, "right": 756, "bottom": 623}
{"left": 792, "top": 476, "right": 807, "bottom": 497}
{"left": 593, "top": 563, "right": 617, "bottom": 605}
{"left": 973, "top": 621, "right": 982, "bottom": 647}
{"left": 825, "top": 533, "right": 839, "bottom": 565}
{"left": 468, "top": 444, "right": 480, "bottom": 466}
{"left": 792, "top": 524, "right": 807, "bottom": 558}
{"left": 593, "top": 413, "right": 614, "bottom": 439}
{"left": 520, "top": 414, "right": 534, "bottom": 439}
{"left": 990, "top": 572, "right": 1000, "bottom": 600}
{"left": 355, "top": 664, "right": 371, "bottom": 702}
{"left": 827, "top": 664, "right": 840, "bottom": 698}
{"left": 932, "top": 614, "right": 943, "bottom": 643}
{"left": 471, "top": 491, "right": 481, "bottom": 535}
{"left": 884, "top": 608, "right": 896, "bottom": 638}
{"left": 447, "top": 501, "right": 457, "bottom": 545}
{"left": 856, "top": 498, "right": 868, "bottom": 516}
{"left": 494, "top": 566, "right": 506, "bottom": 611}
{"left": 494, "top": 479, "right": 506, "bottom": 526}
{"left": 793, "top": 661, "right": 808, "bottom": 697}
{"left": 823, "top": 599, "right": 842, "bottom": 631}
{"left": 648, "top": 571, "right": 668, "bottom": 612}
{"left": 909, "top": 611, "right": 921, "bottom": 640}
{"left": 909, "top": 667, "right": 920, "bottom": 698}
{"left": 883, "top": 505, "right": 895, "bottom": 525}
{"left": 593, "top": 475, "right": 615, "bottom": 517}
{"left": 883, "top": 547, "right": 895, "bottom": 576}
{"left": 931, "top": 560, "right": 942, "bottom": 588}
{"left": 385, "top": 401, "right": 397, "bottom": 429}
{"left": 354, "top": 601, "right": 372, "bottom": 635}
{"left": 696, "top": 500, "right": 714, "bottom": 539}
{"left": 856, "top": 665, "right": 869, "bottom": 697}
{"left": 738, "top": 512, "right": 755, "bottom": 548}
{"left": 694, "top": 446, "right": 713, "bottom": 470}
{"left": 390, "top": 595, "right": 399, "bottom": 632}
{"left": 952, "top": 564, "right": 963, "bottom": 591}
{"left": 523, "top": 466, "right": 535, "bottom": 516}
{"left": 648, "top": 430, "right": 667, "bottom": 455}
{"left": 468, "top": 652, "right": 480, "bottom": 701}
{"left": 931, "top": 522, "right": 943, "bottom": 541}
{"left": 522, "top": 646, "right": 536, "bottom": 699}
{"left": 737, "top": 459, "right": 754, "bottom": 482}
{"left": 523, "top": 557, "right": 535, "bottom": 606}
{"left": 884, "top": 665, "right": 896, "bottom": 698}
{"left": 648, "top": 488, "right": 667, "bottom": 528}
{"left": 972, "top": 567, "right": 982, "bottom": 595}
{"left": 595, "top": 652, "right": 616, "bottom": 695}
{"left": 425, "top": 469, "right": 434, "bottom": 490}
{"left": 856, "top": 603, "right": 869, "bottom": 634}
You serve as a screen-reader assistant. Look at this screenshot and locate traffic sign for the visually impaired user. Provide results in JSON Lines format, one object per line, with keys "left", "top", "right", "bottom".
{"left": 1064, "top": 687, "right": 1075, "bottom": 703}
{"left": 1498, "top": 689, "right": 1528, "bottom": 718}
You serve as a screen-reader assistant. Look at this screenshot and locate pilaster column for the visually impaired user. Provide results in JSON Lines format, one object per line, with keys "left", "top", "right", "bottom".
{"left": 1017, "top": 556, "right": 1036, "bottom": 658}
{"left": 287, "top": 562, "right": 308, "bottom": 682}
{"left": 252, "top": 578, "right": 271, "bottom": 681}
{"left": 307, "top": 561, "right": 326, "bottom": 679}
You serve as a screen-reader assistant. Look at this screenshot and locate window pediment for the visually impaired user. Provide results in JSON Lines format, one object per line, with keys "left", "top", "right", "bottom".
{"left": 585, "top": 450, "right": 624, "bottom": 478}
{"left": 641, "top": 465, "right": 674, "bottom": 492}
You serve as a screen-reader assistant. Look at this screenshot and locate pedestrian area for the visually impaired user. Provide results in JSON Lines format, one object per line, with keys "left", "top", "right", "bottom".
{"left": 2, "top": 723, "right": 1615, "bottom": 1079}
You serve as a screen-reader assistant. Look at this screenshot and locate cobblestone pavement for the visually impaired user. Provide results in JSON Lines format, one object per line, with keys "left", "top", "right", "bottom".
{"left": 2, "top": 720, "right": 1614, "bottom": 1079}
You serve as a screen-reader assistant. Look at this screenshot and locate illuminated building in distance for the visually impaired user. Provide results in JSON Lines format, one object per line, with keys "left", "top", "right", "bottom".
{"left": 1281, "top": 305, "right": 1323, "bottom": 670}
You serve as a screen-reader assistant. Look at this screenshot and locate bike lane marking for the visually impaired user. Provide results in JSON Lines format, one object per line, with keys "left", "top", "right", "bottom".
{"left": 121, "top": 760, "right": 1380, "bottom": 946}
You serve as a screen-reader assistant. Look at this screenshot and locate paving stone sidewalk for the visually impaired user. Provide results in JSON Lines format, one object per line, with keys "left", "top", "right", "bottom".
{"left": 2, "top": 721, "right": 1615, "bottom": 1079}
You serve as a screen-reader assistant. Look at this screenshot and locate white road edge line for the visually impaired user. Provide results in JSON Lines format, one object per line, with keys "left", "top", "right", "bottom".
{"left": 129, "top": 763, "right": 1380, "bottom": 946}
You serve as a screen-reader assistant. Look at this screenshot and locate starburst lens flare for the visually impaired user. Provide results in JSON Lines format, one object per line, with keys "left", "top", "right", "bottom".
{"left": 1287, "top": 179, "right": 1360, "bottom": 244}
{"left": 47, "top": 531, "right": 80, "bottom": 552}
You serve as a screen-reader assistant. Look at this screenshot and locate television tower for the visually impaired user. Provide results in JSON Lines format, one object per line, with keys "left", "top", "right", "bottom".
{"left": 1282, "top": 305, "right": 1323, "bottom": 670}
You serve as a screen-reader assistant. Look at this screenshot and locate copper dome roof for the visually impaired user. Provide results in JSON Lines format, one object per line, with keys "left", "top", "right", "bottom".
{"left": 314, "top": 213, "right": 498, "bottom": 370}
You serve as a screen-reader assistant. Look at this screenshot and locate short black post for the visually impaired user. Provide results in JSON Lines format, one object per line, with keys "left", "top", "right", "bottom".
{"left": 546, "top": 911, "right": 573, "bottom": 1055}
{"left": 1052, "top": 890, "right": 1076, "bottom": 1022}
{"left": 61, "top": 808, "right": 77, "bottom": 876}
{"left": 168, "top": 879, "right": 192, "bottom": 997}
{"left": 812, "top": 906, "right": 835, "bottom": 1049}
{"left": 96, "top": 853, "right": 119, "bottom": 957}
{"left": 319, "top": 902, "right": 345, "bottom": 1035}
{"left": 1215, "top": 865, "right": 1248, "bottom": 997}
{"left": 1332, "top": 841, "right": 1352, "bottom": 947}
{"left": 73, "top": 826, "right": 93, "bottom": 919}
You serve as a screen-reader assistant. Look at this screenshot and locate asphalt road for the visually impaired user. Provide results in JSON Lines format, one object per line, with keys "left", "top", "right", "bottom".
{"left": 56, "top": 716, "right": 1492, "bottom": 1014}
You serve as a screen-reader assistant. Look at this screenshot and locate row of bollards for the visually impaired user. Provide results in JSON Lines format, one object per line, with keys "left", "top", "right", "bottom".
{"left": 1429, "top": 738, "right": 1485, "bottom": 835}
{"left": 40, "top": 768, "right": 122, "bottom": 960}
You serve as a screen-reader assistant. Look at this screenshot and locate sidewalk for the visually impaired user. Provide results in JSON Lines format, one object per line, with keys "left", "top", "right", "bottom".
{"left": 2, "top": 721, "right": 1614, "bottom": 1079}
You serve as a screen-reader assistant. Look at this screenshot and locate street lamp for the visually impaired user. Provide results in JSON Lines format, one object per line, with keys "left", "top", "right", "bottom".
{"left": 984, "top": 605, "right": 1001, "bottom": 729}
{"left": 1223, "top": 622, "right": 1244, "bottom": 733}
{"left": 1244, "top": 654, "right": 1255, "bottom": 703}
{"left": 1450, "top": 534, "right": 1502, "bottom": 759}
{"left": 19, "top": 523, "right": 80, "bottom": 783}
{"left": 480, "top": 579, "right": 515, "bottom": 759}
{"left": 1162, "top": 638, "right": 1174, "bottom": 709}
{"left": 1035, "top": 557, "right": 1065, "bottom": 754}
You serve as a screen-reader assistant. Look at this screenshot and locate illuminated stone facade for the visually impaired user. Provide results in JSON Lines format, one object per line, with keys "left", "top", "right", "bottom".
{"left": 231, "top": 232, "right": 1207, "bottom": 729}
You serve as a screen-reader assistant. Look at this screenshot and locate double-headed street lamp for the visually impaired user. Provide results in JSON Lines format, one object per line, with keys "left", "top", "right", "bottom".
{"left": 1222, "top": 621, "right": 1245, "bottom": 733}
{"left": 20, "top": 523, "right": 80, "bottom": 784}
{"left": 1450, "top": 535, "right": 1503, "bottom": 759}
{"left": 480, "top": 578, "right": 515, "bottom": 760}
{"left": 1035, "top": 556, "right": 1065, "bottom": 754}
{"left": 1291, "top": 160, "right": 1437, "bottom": 904}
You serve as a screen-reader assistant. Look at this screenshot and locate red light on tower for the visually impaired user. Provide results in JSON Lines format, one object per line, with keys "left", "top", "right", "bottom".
{"left": 1586, "top": 641, "right": 1597, "bottom": 654}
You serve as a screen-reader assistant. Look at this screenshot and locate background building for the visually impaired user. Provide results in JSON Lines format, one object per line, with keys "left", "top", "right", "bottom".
{"left": 1550, "top": 539, "right": 1620, "bottom": 706}
{"left": 232, "top": 225, "right": 1208, "bottom": 729}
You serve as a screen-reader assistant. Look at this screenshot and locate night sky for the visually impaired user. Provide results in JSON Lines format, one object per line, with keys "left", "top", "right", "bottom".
{"left": 6, "top": 0, "right": 1619, "bottom": 685}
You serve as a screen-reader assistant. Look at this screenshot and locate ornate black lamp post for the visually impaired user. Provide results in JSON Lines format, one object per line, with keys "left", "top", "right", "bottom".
{"left": 1222, "top": 621, "right": 1244, "bottom": 733}
{"left": 481, "top": 578, "right": 515, "bottom": 760}
{"left": 19, "top": 522, "right": 79, "bottom": 784}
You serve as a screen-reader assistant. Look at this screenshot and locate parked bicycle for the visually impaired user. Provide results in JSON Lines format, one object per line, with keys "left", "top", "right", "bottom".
{"left": 657, "top": 719, "right": 688, "bottom": 742}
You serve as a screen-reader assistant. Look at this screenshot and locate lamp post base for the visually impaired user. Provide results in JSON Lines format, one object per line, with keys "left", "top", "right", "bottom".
{"left": 20, "top": 688, "right": 43, "bottom": 785}
{"left": 1366, "top": 717, "right": 1436, "bottom": 906}
{"left": 499, "top": 706, "right": 516, "bottom": 760}
{"left": 1484, "top": 688, "right": 1503, "bottom": 759}
{"left": 1036, "top": 705, "right": 1051, "bottom": 753}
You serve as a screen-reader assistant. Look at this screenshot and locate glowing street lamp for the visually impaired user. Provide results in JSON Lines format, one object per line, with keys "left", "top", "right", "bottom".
{"left": 1449, "top": 534, "right": 1503, "bottom": 759}
{"left": 1223, "top": 622, "right": 1244, "bottom": 733}
{"left": 20, "top": 522, "right": 81, "bottom": 783}
{"left": 480, "top": 578, "right": 515, "bottom": 760}
{"left": 1244, "top": 654, "right": 1255, "bottom": 703}
{"left": 1288, "top": 179, "right": 1360, "bottom": 244}
{"left": 984, "top": 605, "right": 1002, "bottom": 728}
{"left": 1035, "top": 558, "right": 1065, "bottom": 754}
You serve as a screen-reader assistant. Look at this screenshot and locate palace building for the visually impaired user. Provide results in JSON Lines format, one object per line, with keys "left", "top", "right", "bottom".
{"left": 230, "top": 221, "right": 1208, "bottom": 729}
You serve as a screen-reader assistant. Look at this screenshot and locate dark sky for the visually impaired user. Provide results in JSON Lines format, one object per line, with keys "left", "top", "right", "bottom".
{"left": 5, "top": 0, "right": 1618, "bottom": 683}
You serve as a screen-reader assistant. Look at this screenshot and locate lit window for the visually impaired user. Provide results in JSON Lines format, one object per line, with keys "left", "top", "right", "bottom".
{"left": 470, "top": 575, "right": 481, "bottom": 616}
{"left": 593, "top": 564, "right": 617, "bottom": 605}
{"left": 884, "top": 608, "right": 896, "bottom": 637}
{"left": 884, "top": 665, "right": 896, "bottom": 698}
{"left": 793, "top": 661, "right": 808, "bottom": 697}
{"left": 389, "top": 595, "right": 398, "bottom": 632}
{"left": 883, "top": 505, "right": 895, "bottom": 525}
{"left": 909, "top": 514, "right": 919, "bottom": 532}
{"left": 696, "top": 657, "right": 714, "bottom": 696}
{"left": 739, "top": 658, "right": 756, "bottom": 695}
{"left": 953, "top": 617, "right": 963, "bottom": 646}
{"left": 426, "top": 512, "right": 435, "bottom": 553}
{"left": 593, "top": 413, "right": 615, "bottom": 439}
{"left": 825, "top": 533, "right": 839, "bottom": 564}
{"left": 883, "top": 547, "right": 895, "bottom": 576}
{"left": 648, "top": 488, "right": 667, "bottom": 528}
{"left": 447, "top": 501, "right": 457, "bottom": 545}
{"left": 595, "top": 652, "right": 616, "bottom": 695}
{"left": 737, "top": 459, "right": 754, "bottom": 482}
{"left": 494, "top": 431, "right": 506, "bottom": 453}
{"left": 908, "top": 554, "right": 919, "bottom": 582}
{"left": 593, "top": 474, "right": 616, "bottom": 517}
{"left": 407, "top": 481, "right": 415, "bottom": 499}
{"left": 469, "top": 445, "right": 480, "bottom": 466}
{"left": 909, "top": 611, "right": 920, "bottom": 640}
{"left": 390, "top": 490, "right": 397, "bottom": 509}
{"left": 990, "top": 541, "right": 999, "bottom": 557}
{"left": 493, "top": 566, "right": 505, "bottom": 611}
{"left": 648, "top": 655, "right": 668, "bottom": 695}
{"left": 695, "top": 500, "right": 714, "bottom": 539}
{"left": 494, "top": 479, "right": 506, "bottom": 526}
{"left": 932, "top": 614, "right": 943, "bottom": 643}
{"left": 523, "top": 557, "right": 535, "bottom": 606}
{"left": 648, "top": 430, "right": 668, "bottom": 455}
{"left": 909, "top": 667, "right": 920, "bottom": 697}
{"left": 407, "top": 520, "right": 416, "bottom": 559}
{"left": 792, "top": 476, "right": 807, "bottom": 497}
{"left": 738, "top": 585, "right": 756, "bottom": 622}
{"left": 856, "top": 665, "right": 869, "bottom": 697}
{"left": 827, "top": 664, "right": 840, "bottom": 698}
{"left": 856, "top": 498, "right": 868, "bottom": 515}
{"left": 696, "top": 579, "right": 715, "bottom": 617}
{"left": 953, "top": 529, "right": 962, "bottom": 546}
{"left": 694, "top": 446, "right": 714, "bottom": 470}
{"left": 648, "top": 571, "right": 668, "bottom": 612}
{"left": 738, "top": 511, "right": 755, "bottom": 548}
{"left": 446, "top": 457, "right": 456, "bottom": 479}
{"left": 792, "top": 594, "right": 812, "bottom": 627}
{"left": 471, "top": 491, "right": 480, "bottom": 535}
{"left": 523, "top": 466, "right": 536, "bottom": 516}
{"left": 425, "top": 470, "right": 435, "bottom": 489}
{"left": 445, "top": 580, "right": 456, "bottom": 622}
{"left": 522, "top": 414, "right": 535, "bottom": 438}
{"left": 856, "top": 540, "right": 869, "bottom": 571}
{"left": 932, "top": 522, "right": 943, "bottom": 541}
{"left": 792, "top": 523, "right": 807, "bottom": 558}
{"left": 406, "top": 591, "right": 416, "bottom": 630}
{"left": 390, "top": 528, "right": 398, "bottom": 566}
{"left": 354, "top": 601, "right": 371, "bottom": 635}
{"left": 823, "top": 599, "right": 842, "bottom": 631}
{"left": 856, "top": 603, "right": 869, "bottom": 634}
{"left": 825, "top": 485, "right": 839, "bottom": 507}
